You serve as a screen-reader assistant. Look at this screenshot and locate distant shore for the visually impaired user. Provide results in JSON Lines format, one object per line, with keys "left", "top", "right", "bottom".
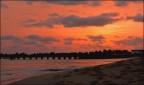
{"left": 9, "top": 57, "right": 144, "bottom": 85}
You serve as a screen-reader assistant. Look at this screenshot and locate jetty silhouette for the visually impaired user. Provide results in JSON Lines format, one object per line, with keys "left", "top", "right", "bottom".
{"left": 0, "top": 50, "right": 143, "bottom": 60}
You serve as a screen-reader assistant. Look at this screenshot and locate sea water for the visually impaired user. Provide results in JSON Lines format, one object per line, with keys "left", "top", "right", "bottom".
{"left": 1, "top": 58, "right": 128, "bottom": 85}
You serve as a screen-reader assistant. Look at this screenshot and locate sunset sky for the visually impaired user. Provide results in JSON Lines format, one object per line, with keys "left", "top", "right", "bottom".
{"left": 1, "top": 0, "right": 143, "bottom": 54}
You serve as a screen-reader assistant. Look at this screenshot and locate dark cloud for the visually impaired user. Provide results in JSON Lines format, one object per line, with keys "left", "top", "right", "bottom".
{"left": 27, "top": 35, "right": 60, "bottom": 44}
{"left": 1, "top": 35, "right": 60, "bottom": 46}
{"left": 19, "top": 19, "right": 37, "bottom": 27}
{"left": 1, "top": 35, "right": 38, "bottom": 45}
{"left": 1, "top": 3, "right": 8, "bottom": 8}
{"left": 114, "top": 1, "right": 143, "bottom": 6}
{"left": 100, "top": 13, "right": 119, "bottom": 17}
{"left": 2, "top": 44, "right": 49, "bottom": 54}
{"left": 87, "top": 35, "right": 105, "bottom": 43}
{"left": 64, "top": 41, "right": 73, "bottom": 45}
{"left": 63, "top": 37, "right": 87, "bottom": 45}
{"left": 26, "top": 1, "right": 100, "bottom": 6}
{"left": 41, "top": 37, "right": 60, "bottom": 44}
{"left": 90, "top": 1, "right": 101, "bottom": 6}
{"left": 48, "top": 13, "right": 59, "bottom": 17}
{"left": 24, "top": 18, "right": 57, "bottom": 28}
{"left": 127, "top": 14, "right": 143, "bottom": 22}
{"left": 59, "top": 14, "right": 119, "bottom": 28}
{"left": 63, "top": 38, "right": 75, "bottom": 45}
{"left": 114, "top": 36, "right": 143, "bottom": 46}
{"left": 43, "top": 1, "right": 89, "bottom": 5}
{"left": 80, "top": 44, "right": 111, "bottom": 50}
{"left": 24, "top": 13, "right": 119, "bottom": 28}
{"left": 14, "top": 39, "right": 38, "bottom": 45}
{"left": 1, "top": 35, "right": 18, "bottom": 40}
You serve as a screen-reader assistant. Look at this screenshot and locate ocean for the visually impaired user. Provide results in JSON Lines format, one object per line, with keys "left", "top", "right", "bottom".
{"left": 1, "top": 58, "right": 128, "bottom": 85}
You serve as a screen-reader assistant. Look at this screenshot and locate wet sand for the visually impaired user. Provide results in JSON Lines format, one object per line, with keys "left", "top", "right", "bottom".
{"left": 9, "top": 57, "right": 144, "bottom": 85}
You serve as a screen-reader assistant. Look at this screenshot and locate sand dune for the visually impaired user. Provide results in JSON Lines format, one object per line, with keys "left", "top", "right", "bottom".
{"left": 9, "top": 57, "right": 144, "bottom": 85}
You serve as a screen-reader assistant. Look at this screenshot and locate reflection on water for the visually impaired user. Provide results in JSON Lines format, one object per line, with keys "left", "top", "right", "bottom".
{"left": 1, "top": 58, "right": 128, "bottom": 84}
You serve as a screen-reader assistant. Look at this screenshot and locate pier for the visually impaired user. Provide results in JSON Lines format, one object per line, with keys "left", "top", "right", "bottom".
{"left": 0, "top": 50, "right": 143, "bottom": 60}
{"left": 7, "top": 56, "right": 79, "bottom": 60}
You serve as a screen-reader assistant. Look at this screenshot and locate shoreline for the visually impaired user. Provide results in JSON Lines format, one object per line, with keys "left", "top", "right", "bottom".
{"left": 2, "top": 58, "right": 129, "bottom": 85}
{"left": 9, "top": 57, "right": 144, "bottom": 85}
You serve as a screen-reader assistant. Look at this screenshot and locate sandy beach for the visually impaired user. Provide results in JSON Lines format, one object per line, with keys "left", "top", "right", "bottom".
{"left": 9, "top": 57, "right": 144, "bottom": 85}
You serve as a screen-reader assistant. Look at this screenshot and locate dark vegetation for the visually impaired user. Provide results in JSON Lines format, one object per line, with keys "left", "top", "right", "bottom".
{"left": 0, "top": 50, "right": 143, "bottom": 60}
